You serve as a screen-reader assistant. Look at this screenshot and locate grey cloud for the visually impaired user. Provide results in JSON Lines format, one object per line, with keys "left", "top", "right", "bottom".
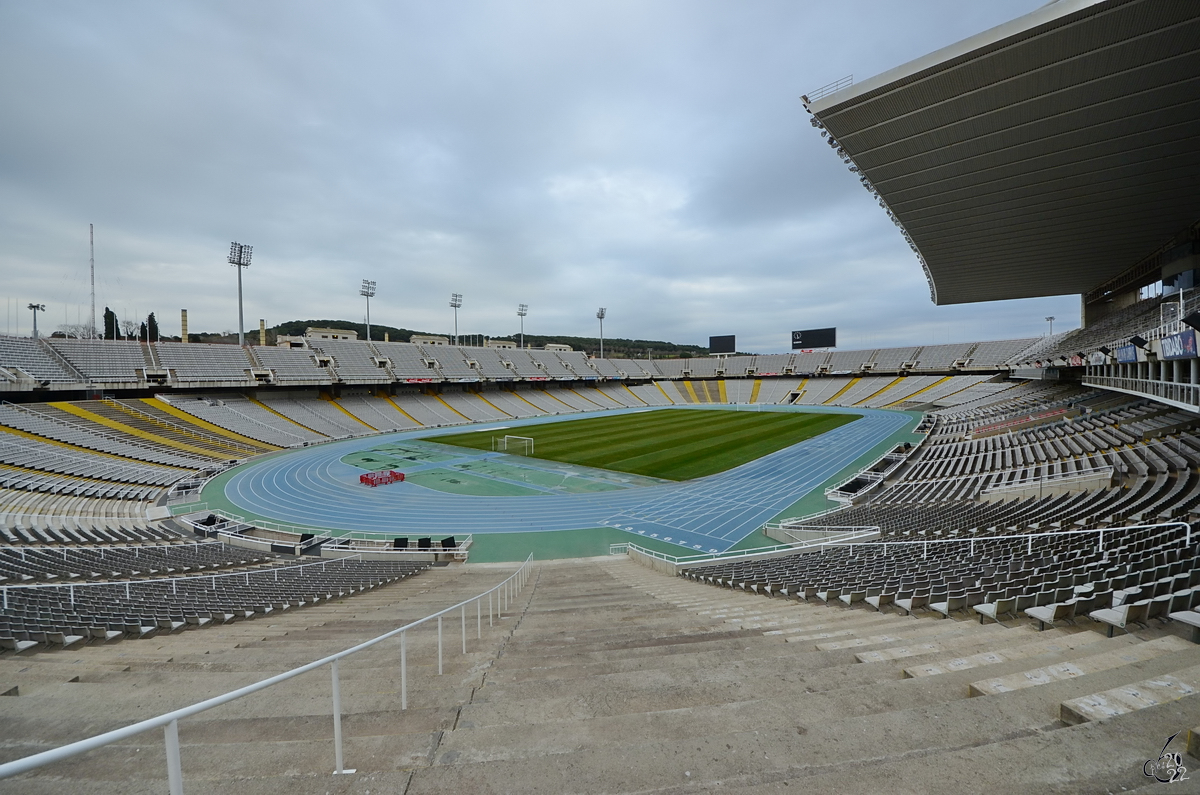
{"left": 1, "top": 0, "right": 1080, "bottom": 350}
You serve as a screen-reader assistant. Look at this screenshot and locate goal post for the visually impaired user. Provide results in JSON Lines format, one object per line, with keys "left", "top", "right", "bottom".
{"left": 497, "top": 435, "right": 534, "bottom": 456}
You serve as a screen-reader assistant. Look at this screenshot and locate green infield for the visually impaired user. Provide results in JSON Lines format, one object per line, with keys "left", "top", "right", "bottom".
{"left": 435, "top": 408, "right": 858, "bottom": 481}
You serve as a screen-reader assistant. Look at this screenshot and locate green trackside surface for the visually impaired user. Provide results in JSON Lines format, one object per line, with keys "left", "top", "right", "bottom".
{"left": 341, "top": 441, "right": 458, "bottom": 470}
{"left": 435, "top": 408, "right": 859, "bottom": 481}
{"left": 464, "top": 527, "right": 686, "bottom": 563}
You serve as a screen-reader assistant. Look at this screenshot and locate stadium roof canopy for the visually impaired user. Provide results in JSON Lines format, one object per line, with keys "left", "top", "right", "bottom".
{"left": 806, "top": 0, "right": 1200, "bottom": 306}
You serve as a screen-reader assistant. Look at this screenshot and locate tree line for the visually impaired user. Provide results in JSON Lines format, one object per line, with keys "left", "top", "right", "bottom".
{"left": 59, "top": 315, "right": 714, "bottom": 357}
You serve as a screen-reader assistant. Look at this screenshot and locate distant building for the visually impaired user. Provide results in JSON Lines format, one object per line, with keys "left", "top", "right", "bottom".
{"left": 411, "top": 334, "right": 449, "bottom": 346}
{"left": 486, "top": 339, "right": 517, "bottom": 349}
{"left": 305, "top": 327, "right": 358, "bottom": 341}
{"left": 543, "top": 343, "right": 572, "bottom": 352}
{"left": 276, "top": 335, "right": 307, "bottom": 349}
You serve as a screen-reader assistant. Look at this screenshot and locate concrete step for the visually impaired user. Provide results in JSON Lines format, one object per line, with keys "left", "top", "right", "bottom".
{"left": 903, "top": 627, "right": 1118, "bottom": 677}
{"left": 856, "top": 625, "right": 1075, "bottom": 664}
{"left": 811, "top": 617, "right": 1010, "bottom": 650}
{"left": 970, "top": 635, "right": 1195, "bottom": 696}
{"left": 1061, "top": 663, "right": 1200, "bottom": 725}
{"left": 726, "top": 697, "right": 1200, "bottom": 794}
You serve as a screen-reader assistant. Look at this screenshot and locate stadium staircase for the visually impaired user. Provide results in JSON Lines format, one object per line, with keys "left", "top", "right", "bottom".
{"left": 5, "top": 556, "right": 1198, "bottom": 792}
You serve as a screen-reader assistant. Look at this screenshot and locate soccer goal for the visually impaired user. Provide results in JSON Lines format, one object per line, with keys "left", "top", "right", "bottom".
{"left": 492, "top": 434, "right": 535, "bottom": 455}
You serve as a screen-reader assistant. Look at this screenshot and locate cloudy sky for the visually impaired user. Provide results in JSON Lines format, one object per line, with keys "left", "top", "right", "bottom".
{"left": 0, "top": 0, "right": 1080, "bottom": 353}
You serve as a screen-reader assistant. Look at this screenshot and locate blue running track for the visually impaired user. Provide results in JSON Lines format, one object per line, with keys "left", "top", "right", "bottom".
{"left": 216, "top": 405, "right": 913, "bottom": 553}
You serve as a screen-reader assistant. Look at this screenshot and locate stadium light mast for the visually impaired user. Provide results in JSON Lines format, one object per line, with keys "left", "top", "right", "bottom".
{"left": 228, "top": 242, "right": 253, "bottom": 346}
{"left": 89, "top": 224, "right": 96, "bottom": 339}
{"left": 596, "top": 307, "right": 606, "bottom": 359}
{"left": 450, "top": 293, "right": 462, "bottom": 345}
{"left": 27, "top": 303, "right": 46, "bottom": 339}
{"left": 517, "top": 303, "right": 528, "bottom": 348}
{"left": 360, "top": 279, "right": 376, "bottom": 342}
{"left": 1045, "top": 316, "right": 1055, "bottom": 336}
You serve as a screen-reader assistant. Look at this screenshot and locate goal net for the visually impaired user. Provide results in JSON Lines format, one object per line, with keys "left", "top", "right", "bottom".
{"left": 492, "top": 434, "right": 535, "bottom": 456}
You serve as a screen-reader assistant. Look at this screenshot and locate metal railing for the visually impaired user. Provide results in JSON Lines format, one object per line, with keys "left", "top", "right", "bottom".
{"left": 178, "top": 509, "right": 473, "bottom": 558}
{"left": 1083, "top": 376, "right": 1200, "bottom": 411}
{"left": 803, "top": 74, "right": 853, "bottom": 103}
{"left": 3, "top": 539, "right": 219, "bottom": 558}
{"left": 980, "top": 465, "right": 1115, "bottom": 497}
{"left": 823, "top": 445, "right": 912, "bottom": 501}
{"left": 100, "top": 398, "right": 259, "bottom": 456}
{"left": 618, "top": 529, "right": 878, "bottom": 569}
{"left": 2, "top": 400, "right": 213, "bottom": 467}
{"left": 834, "top": 521, "right": 1191, "bottom": 560}
{"left": 680, "top": 522, "right": 1190, "bottom": 569}
{"left": 0, "top": 553, "right": 534, "bottom": 791}
{"left": 0, "top": 552, "right": 363, "bottom": 608}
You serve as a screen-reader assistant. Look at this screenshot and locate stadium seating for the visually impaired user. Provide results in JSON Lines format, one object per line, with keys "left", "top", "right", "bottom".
{"left": 0, "top": 402, "right": 207, "bottom": 468}
{"left": 257, "top": 394, "right": 373, "bottom": 437}
{"left": 371, "top": 341, "right": 439, "bottom": 379}
{"left": 47, "top": 339, "right": 144, "bottom": 383}
{"left": 0, "top": 542, "right": 430, "bottom": 652}
{"left": 158, "top": 393, "right": 323, "bottom": 446}
{"left": 305, "top": 339, "right": 391, "bottom": 383}
{"left": 336, "top": 394, "right": 423, "bottom": 431}
{"left": 0, "top": 337, "right": 79, "bottom": 384}
{"left": 248, "top": 345, "right": 332, "bottom": 384}
{"left": 155, "top": 342, "right": 254, "bottom": 383}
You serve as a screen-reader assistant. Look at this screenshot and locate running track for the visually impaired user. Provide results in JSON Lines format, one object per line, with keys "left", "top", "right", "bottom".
{"left": 216, "top": 405, "right": 914, "bottom": 553}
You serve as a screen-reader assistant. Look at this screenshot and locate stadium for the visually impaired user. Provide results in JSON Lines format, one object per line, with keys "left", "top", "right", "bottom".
{"left": 2, "top": 0, "right": 1200, "bottom": 792}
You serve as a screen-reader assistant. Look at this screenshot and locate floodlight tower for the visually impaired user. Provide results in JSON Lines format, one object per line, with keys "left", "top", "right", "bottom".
{"left": 450, "top": 293, "right": 462, "bottom": 345}
{"left": 1045, "top": 316, "right": 1055, "bottom": 336}
{"left": 517, "top": 303, "right": 528, "bottom": 349}
{"left": 360, "top": 279, "right": 376, "bottom": 341}
{"left": 28, "top": 303, "right": 46, "bottom": 339}
{"left": 89, "top": 224, "right": 96, "bottom": 339}
{"left": 228, "top": 242, "right": 253, "bottom": 346}
{"left": 596, "top": 307, "right": 606, "bottom": 359}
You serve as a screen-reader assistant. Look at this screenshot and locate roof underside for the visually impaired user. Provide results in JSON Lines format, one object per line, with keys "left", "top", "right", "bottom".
{"left": 808, "top": 0, "right": 1200, "bottom": 305}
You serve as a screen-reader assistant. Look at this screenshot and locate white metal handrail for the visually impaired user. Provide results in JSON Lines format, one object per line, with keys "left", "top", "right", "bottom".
{"left": 180, "top": 509, "right": 472, "bottom": 557}
{"left": 3, "top": 539, "right": 220, "bottom": 558}
{"left": 100, "top": 397, "right": 260, "bottom": 456}
{"left": 0, "top": 553, "right": 534, "bottom": 791}
{"left": 980, "top": 466, "right": 1115, "bottom": 496}
{"left": 622, "top": 530, "right": 877, "bottom": 568}
{"left": 680, "top": 522, "right": 1191, "bottom": 566}
{"left": 2, "top": 400, "right": 213, "bottom": 466}
{"left": 0, "top": 552, "right": 366, "bottom": 607}
{"left": 822, "top": 446, "right": 911, "bottom": 497}
{"left": 799, "top": 522, "right": 1191, "bottom": 559}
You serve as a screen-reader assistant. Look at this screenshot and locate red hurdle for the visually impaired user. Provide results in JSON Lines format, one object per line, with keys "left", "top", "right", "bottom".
{"left": 359, "top": 470, "right": 405, "bottom": 487}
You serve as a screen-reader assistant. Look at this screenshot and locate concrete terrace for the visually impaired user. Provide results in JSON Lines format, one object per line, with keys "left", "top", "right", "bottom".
{"left": 2, "top": 556, "right": 1199, "bottom": 793}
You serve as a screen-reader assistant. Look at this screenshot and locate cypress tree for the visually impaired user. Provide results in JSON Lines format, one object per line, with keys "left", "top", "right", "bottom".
{"left": 103, "top": 307, "right": 118, "bottom": 340}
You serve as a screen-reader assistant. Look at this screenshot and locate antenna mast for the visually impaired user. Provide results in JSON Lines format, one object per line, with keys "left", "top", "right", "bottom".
{"left": 89, "top": 224, "right": 96, "bottom": 339}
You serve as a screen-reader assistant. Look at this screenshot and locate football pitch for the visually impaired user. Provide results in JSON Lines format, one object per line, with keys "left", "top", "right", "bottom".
{"left": 435, "top": 408, "right": 859, "bottom": 481}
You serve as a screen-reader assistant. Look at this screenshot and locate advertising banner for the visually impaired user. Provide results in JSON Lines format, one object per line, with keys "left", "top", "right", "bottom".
{"left": 1115, "top": 345, "right": 1139, "bottom": 364}
{"left": 1161, "top": 329, "right": 1197, "bottom": 360}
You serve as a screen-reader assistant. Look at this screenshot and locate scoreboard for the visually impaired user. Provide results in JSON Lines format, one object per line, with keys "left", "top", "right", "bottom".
{"left": 791, "top": 328, "right": 836, "bottom": 349}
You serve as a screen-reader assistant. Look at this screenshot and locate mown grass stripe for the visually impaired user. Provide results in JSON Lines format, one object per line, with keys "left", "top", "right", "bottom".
{"left": 436, "top": 408, "right": 858, "bottom": 481}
